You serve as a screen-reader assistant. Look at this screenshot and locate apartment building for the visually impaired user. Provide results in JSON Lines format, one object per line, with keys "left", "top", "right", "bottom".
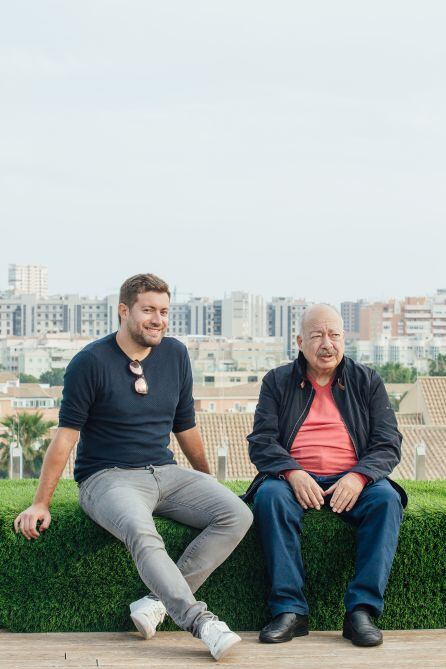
{"left": 221, "top": 292, "right": 266, "bottom": 338}
{"left": 168, "top": 298, "right": 223, "bottom": 338}
{"left": 342, "top": 291, "right": 446, "bottom": 342}
{"left": 341, "top": 301, "right": 362, "bottom": 339}
{"left": 0, "top": 294, "right": 119, "bottom": 338}
{"left": 180, "top": 335, "right": 285, "bottom": 384}
{"left": 0, "top": 335, "right": 93, "bottom": 376}
{"left": 8, "top": 264, "right": 48, "bottom": 299}
{"left": 347, "top": 335, "right": 446, "bottom": 373}
{"left": 267, "top": 296, "right": 311, "bottom": 359}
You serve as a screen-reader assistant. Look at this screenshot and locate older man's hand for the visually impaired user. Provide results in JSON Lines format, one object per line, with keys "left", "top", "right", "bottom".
{"left": 287, "top": 470, "right": 325, "bottom": 510}
{"left": 323, "top": 473, "right": 366, "bottom": 513}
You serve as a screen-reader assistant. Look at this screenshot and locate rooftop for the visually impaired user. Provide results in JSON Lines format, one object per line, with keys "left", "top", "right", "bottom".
{"left": 193, "top": 382, "right": 262, "bottom": 399}
{"left": 418, "top": 377, "right": 446, "bottom": 425}
{"left": 167, "top": 411, "right": 446, "bottom": 481}
{"left": 1, "top": 384, "right": 56, "bottom": 399}
{"left": 0, "top": 372, "right": 18, "bottom": 383}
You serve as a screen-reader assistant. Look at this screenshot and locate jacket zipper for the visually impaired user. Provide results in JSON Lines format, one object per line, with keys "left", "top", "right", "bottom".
{"left": 285, "top": 387, "right": 314, "bottom": 450}
{"left": 330, "top": 385, "right": 359, "bottom": 459}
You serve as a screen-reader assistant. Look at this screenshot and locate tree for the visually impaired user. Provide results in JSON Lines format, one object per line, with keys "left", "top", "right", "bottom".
{"left": 19, "top": 373, "right": 39, "bottom": 384}
{"left": 0, "top": 412, "right": 56, "bottom": 478}
{"left": 429, "top": 354, "right": 446, "bottom": 376}
{"left": 371, "top": 362, "right": 417, "bottom": 384}
{"left": 39, "top": 368, "right": 65, "bottom": 386}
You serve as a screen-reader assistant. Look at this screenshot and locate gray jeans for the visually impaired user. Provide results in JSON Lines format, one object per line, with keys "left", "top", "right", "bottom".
{"left": 79, "top": 464, "right": 253, "bottom": 636}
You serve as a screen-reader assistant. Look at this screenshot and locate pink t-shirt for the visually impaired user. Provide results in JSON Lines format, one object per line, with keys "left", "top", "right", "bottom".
{"left": 284, "top": 376, "right": 367, "bottom": 486}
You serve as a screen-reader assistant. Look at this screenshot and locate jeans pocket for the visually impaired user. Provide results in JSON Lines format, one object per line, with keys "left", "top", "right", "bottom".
{"left": 79, "top": 467, "right": 113, "bottom": 499}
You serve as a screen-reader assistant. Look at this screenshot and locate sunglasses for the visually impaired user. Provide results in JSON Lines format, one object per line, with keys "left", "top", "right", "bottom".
{"left": 129, "top": 360, "right": 148, "bottom": 395}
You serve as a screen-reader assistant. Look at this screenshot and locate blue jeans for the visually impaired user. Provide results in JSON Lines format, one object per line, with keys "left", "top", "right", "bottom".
{"left": 253, "top": 473, "right": 403, "bottom": 618}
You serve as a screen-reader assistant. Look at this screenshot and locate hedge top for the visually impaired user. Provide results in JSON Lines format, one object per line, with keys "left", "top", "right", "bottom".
{"left": 2, "top": 478, "right": 445, "bottom": 515}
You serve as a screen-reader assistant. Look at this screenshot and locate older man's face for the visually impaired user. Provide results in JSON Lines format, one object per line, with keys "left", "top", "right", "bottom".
{"left": 297, "top": 307, "right": 345, "bottom": 377}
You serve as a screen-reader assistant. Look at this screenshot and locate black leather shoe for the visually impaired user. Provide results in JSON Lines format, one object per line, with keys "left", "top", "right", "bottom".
{"left": 343, "top": 607, "right": 383, "bottom": 647}
{"left": 259, "top": 613, "right": 309, "bottom": 643}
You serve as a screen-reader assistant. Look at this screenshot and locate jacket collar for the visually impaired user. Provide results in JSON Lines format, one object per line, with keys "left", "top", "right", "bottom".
{"left": 295, "top": 351, "right": 346, "bottom": 389}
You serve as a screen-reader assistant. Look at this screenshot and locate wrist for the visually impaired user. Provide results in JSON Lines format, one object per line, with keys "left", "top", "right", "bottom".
{"left": 33, "top": 500, "right": 50, "bottom": 509}
{"left": 349, "top": 472, "right": 368, "bottom": 488}
{"left": 283, "top": 469, "right": 305, "bottom": 481}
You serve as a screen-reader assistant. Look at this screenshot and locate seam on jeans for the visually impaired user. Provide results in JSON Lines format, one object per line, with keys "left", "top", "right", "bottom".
{"left": 79, "top": 489, "right": 124, "bottom": 535}
{"left": 79, "top": 482, "right": 139, "bottom": 535}
{"left": 157, "top": 499, "right": 220, "bottom": 572}
{"left": 176, "top": 523, "right": 215, "bottom": 572}
{"left": 157, "top": 498, "right": 218, "bottom": 523}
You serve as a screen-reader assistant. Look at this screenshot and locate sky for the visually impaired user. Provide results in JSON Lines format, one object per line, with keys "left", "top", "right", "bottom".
{"left": 1, "top": 1, "right": 445, "bottom": 307}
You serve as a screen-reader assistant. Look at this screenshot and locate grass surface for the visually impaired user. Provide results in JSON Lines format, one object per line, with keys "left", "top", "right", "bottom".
{"left": 1, "top": 479, "right": 445, "bottom": 632}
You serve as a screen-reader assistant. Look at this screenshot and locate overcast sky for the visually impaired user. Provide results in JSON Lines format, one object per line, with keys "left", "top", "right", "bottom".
{"left": 1, "top": 1, "right": 445, "bottom": 307}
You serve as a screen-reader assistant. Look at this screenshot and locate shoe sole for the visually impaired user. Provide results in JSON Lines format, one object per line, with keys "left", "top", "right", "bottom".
{"left": 343, "top": 628, "right": 383, "bottom": 647}
{"left": 130, "top": 611, "right": 166, "bottom": 640}
{"left": 212, "top": 634, "right": 241, "bottom": 661}
{"left": 259, "top": 628, "right": 309, "bottom": 643}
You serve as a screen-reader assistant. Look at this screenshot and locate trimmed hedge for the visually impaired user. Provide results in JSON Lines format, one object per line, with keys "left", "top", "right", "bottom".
{"left": 1, "top": 479, "right": 445, "bottom": 633}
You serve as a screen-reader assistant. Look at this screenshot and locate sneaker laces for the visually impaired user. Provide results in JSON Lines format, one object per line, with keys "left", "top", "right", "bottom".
{"left": 201, "top": 621, "right": 230, "bottom": 644}
{"left": 143, "top": 601, "right": 166, "bottom": 625}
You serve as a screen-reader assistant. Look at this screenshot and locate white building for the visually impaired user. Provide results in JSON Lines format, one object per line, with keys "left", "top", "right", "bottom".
{"left": 0, "top": 293, "right": 119, "bottom": 338}
{"left": 268, "top": 297, "right": 311, "bottom": 359}
{"left": 0, "top": 335, "right": 93, "bottom": 376}
{"left": 347, "top": 335, "right": 446, "bottom": 373}
{"left": 180, "top": 335, "right": 285, "bottom": 384}
{"left": 8, "top": 264, "right": 48, "bottom": 299}
{"left": 222, "top": 292, "right": 266, "bottom": 338}
{"left": 168, "top": 302, "right": 191, "bottom": 338}
{"left": 189, "top": 297, "right": 222, "bottom": 336}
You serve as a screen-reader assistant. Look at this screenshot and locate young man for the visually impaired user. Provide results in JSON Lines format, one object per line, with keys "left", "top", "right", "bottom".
{"left": 14, "top": 273, "right": 252, "bottom": 661}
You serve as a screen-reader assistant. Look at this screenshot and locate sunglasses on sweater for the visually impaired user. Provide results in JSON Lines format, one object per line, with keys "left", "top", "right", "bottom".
{"left": 129, "top": 360, "right": 148, "bottom": 395}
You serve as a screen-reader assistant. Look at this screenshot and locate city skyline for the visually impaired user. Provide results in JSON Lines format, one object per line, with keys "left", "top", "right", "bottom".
{"left": 1, "top": 3, "right": 445, "bottom": 305}
{"left": 0, "top": 263, "right": 445, "bottom": 307}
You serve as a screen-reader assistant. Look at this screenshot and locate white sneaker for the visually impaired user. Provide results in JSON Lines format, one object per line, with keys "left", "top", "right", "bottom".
{"left": 129, "top": 596, "right": 167, "bottom": 639}
{"left": 200, "top": 620, "right": 241, "bottom": 661}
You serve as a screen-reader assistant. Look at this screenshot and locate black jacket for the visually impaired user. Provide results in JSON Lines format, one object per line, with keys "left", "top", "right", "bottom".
{"left": 243, "top": 353, "right": 407, "bottom": 507}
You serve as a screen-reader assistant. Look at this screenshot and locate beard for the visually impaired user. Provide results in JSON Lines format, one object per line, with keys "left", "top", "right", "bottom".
{"left": 127, "top": 321, "right": 166, "bottom": 348}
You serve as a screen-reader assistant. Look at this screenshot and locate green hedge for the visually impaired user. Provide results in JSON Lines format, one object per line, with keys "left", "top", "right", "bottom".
{"left": 1, "top": 480, "right": 445, "bottom": 632}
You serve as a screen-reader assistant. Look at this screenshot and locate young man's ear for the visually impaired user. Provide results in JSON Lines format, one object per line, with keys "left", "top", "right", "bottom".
{"left": 118, "top": 303, "right": 129, "bottom": 323}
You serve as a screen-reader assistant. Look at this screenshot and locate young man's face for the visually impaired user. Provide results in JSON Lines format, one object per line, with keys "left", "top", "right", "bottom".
{"left": 121, "top": 291, "right": 170, "bottom": 348}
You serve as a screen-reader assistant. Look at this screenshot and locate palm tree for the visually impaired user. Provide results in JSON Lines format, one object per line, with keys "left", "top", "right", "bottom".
{"left": 0, "top": 412, "right": 57, "bottom": 478}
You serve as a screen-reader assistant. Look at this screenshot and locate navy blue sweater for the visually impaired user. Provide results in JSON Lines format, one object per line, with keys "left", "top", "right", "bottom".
{"left": 58, "top": 333, "right": 196, "bottom": 483}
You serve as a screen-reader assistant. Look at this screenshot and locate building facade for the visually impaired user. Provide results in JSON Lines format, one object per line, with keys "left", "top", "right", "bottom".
{"left": 0, "top": 294, "right": 119, "bottom": 338}
{"left": 267, "top": 296, "right": 311, "bottom": 359}
{"left": 8, "top": 264, "right": 48, "bottom": 299}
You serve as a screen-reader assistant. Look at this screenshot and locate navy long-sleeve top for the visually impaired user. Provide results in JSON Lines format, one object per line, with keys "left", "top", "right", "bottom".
{"left": 58, "top": 333, "right": 196, "bottom": 483}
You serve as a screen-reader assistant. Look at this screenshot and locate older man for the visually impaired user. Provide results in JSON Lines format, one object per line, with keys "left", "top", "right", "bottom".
{"left": 244, "top": 304, "right": 405, "bottom": 647}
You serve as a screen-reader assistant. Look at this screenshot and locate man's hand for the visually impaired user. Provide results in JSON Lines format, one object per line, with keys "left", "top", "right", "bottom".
{"left": 12, "top": 427, "right": 78, "bottom": 541}
{"left": 14, "top": 503, "right": 51, "bottom": 541}
{"left": 287, "top": 470, "right": 325, "bottom": 510}
{"left": 323, "top": 473, "right": 366, "bottom": 513}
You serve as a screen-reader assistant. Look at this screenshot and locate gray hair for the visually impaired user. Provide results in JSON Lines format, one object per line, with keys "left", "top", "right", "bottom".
{"left": 299, "top": 303, "right": 344, "bottom": 336}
